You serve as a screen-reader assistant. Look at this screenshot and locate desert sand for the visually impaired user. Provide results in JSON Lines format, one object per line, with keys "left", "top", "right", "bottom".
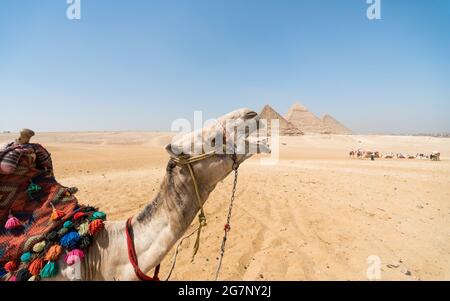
{"left": 1, "top": 132, "right": 449, "bottom": 280}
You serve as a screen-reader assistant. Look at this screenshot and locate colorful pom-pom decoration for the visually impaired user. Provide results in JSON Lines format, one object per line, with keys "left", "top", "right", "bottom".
{"left": 28, "top": 258, "right": 44, "bottom": 276}
{"left": 32, "top": 241, "right": 46, "bottom": 253}
{"left": 73, "top": 212, "right": 86, "bottom": 220}
{"left": 77, "top": 222, "right": 89, "bottom": 236}
{"left": 91, "top": 211, "right": 107, "bottom": 221}
{"left": 4, "top": 261, "right": 18, "bottom": 272}
{"left": 8, "top": 275, "right": 17, "bottom": 281}
{"left": 5, "top": 215, "right": 22, "bottom": 230}
{"left": 60, "top": 231, "right": 80, "bottom": 249}
{"left": 16, "top": 268, "right": 32, "bottom": 281}
{"left": 58, "top": 227, "right": 69, "bottom": 237}
{"left": 89, "top": 219, "right": 104, "bottom": 236}
{"left": 78, "top": 236, "right": 92, "bottom": 249}
{"left": 44, "top": 245, "right": 63, "bottom": 261}
{"left": 2, "top": 205, "right": 107, "bottom": 282}
{"left": 50, "top": 208, "right": 65, "bottom": 221}
{"left": 40, "top": 261, "right": 58, "bottom": 278}
{"left": 63, "top": 221, "right": 73, "bottom": 229}
{"left": 45, "top": 231, "right": 59, "bottom": 242}
{"left": 64, "top": 249, "right": 85, "bottom": 266}
{"left": 20, "top": 252, "right": 32, "bottom": 263}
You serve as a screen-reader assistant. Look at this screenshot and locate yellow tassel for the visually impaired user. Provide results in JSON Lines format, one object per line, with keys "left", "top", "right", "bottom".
{"left": 32, "top": 241, "right": 46, "bottom": 253}
{"left": 50, "top": 209, "right": 65, "bottom": 221}
{"left": 77, "top": 222, "right": 89, "bottom": 236}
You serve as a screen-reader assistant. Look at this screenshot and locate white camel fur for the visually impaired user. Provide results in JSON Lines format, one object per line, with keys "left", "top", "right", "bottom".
{"left": 49, "top": 108, "right": 270, "bottom": 280}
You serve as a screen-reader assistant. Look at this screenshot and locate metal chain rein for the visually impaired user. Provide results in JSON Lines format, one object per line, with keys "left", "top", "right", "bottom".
{"left": 214, "top": 153, "right": 239, "bottom": 281}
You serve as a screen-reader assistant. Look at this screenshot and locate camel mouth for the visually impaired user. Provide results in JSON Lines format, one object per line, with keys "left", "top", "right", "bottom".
{"left": 243, "top": 111, "right": 258, "bottom": 120}
{"left": 241, "top": 112, "right": 271, "bottom": 154}
{"left": 246, "top": 137, "right": 271, "bottom": 154}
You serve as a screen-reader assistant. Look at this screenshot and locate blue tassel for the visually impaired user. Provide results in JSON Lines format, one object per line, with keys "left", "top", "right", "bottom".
{"left": 20, "top": 252, "right": 32, "bottom": 263}
{"left": 0, "top": 267, "right": 7, "bottom": 278}
{"left": 60, "top": 231, "right": 80, "bottom": 249}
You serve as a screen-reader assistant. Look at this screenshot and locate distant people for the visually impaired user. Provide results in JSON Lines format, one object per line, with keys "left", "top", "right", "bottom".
{"left": 349, "top": 150, "right": 355, "bottom": 158}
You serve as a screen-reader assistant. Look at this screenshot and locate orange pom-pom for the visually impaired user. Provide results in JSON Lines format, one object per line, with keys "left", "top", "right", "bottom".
{"left": 4, "top": 261, "right": 18, "bottom": 272}
{"left": 88, "top": 219, "right": 104, "bottom": 236}
{"left": 44, "top": 245, "right": 63, "bottom": 261}
{"left": 50, "top": 209, "right": 65, "bottom": 221}
{"left": 28, "top": 258, "right": 44, "bottom": 276}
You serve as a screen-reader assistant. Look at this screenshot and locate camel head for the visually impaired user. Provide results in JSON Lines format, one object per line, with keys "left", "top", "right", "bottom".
{"left": 165, "top": 108, "right": 270, "bottom": 195}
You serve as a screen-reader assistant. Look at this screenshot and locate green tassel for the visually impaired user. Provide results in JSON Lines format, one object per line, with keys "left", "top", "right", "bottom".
{"left": 91, "top": 211, "right": 106, "bottom": 221}
{"left": 58, "top": 227, "right": 69, "bottom": 237}
{"left": 27, "top": 182, "right": 42, "bottom": 199}
{"left": 40, "top": 261, "right": 58, "bottom": 278}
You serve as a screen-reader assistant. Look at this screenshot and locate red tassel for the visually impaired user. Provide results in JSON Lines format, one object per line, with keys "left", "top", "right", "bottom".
{"left": 4, "top": 261, "right": 18, "bottom": 272}
{"left": 73, "top": 212, "right": 86, "bottom": 220}
{"left": 89, "top": 219, "right": 104, "bottom": 236}
{"left": 50, "top": 208, "right": 65, "bottom": 221}
{"left": 28, "top": 258, "right": 44, "bottom": 276}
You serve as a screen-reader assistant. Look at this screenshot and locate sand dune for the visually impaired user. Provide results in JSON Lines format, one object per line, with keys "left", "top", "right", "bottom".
{"left": 1, "top": 132, "right": 449, "bottom": 280}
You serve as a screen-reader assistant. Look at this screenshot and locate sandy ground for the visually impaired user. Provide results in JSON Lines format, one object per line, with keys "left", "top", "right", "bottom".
{"left": 1, "top": 132, "right": 450, "bottom": 280}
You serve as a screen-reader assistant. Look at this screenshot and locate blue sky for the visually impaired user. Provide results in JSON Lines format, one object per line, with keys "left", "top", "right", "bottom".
{"left": 0, "top": 0, "right": 449, "bottom": 134}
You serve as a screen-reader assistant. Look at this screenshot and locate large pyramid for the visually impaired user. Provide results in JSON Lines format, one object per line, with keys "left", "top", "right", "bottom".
{"left": 322, "top": 114, "right": 353, "bottom": 135}
{"left": 259, "top": 105, "right": 303, "bottom": 136}
{"left": 285, "top": 103, "right": 331, "bottom": 134}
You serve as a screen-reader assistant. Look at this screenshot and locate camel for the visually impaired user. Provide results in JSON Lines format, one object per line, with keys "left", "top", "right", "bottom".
{"left": 362, "top": 151, "right": 379, "bottom": 159}
{"left": 383, "top": 152, "right": 394, "bottom": 159}
{"left": 396, "top": 153, "right": 406, "bottom": 159}
{"left": 356, "top": 149, "right": 363, "bottom": 159}
{"left": 430, "top": 152, "right": 440, "bottom": 161}
{"left": 417, "top": 153, "right": 428, "bottom": 159}
{"left": 45, "top": 108, "right": 271, "bottom": 281}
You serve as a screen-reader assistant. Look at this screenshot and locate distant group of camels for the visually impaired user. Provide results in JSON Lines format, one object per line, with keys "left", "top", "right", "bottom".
{"left": 349, "top": 150, "right": 441, "bottom": 161}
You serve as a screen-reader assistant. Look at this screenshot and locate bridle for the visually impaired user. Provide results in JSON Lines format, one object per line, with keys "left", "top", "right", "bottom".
{"left": 125, "top": 126, "right": 241, "bottom": 281}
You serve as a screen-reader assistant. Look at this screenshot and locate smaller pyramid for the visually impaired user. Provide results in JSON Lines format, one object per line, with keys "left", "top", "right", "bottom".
{"left": 259, "top": 105, "right": 303, "bottom": 136}
{"left": 322, "top": 114, "right": 353, "bottom": 135}
{"left": 285, "top": 102, "right": 331, "bottom": 134}
{"left": 289, "top": 103, "right": 308, "bottom": 112}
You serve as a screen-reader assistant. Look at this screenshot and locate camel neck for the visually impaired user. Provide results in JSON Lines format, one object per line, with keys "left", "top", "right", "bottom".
{"left": 125, "top": 163, "right": 206, "bottom": 279}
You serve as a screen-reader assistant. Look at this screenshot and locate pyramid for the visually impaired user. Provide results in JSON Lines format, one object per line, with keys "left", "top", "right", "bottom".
{"left": 285, "top": 102, "right": 331, "bottom": 134}
{"left": 259, "top": 105, "right": 303, "bottom": 136}
{"left": 322, "top": 114, "right": 353, "bottom": 135}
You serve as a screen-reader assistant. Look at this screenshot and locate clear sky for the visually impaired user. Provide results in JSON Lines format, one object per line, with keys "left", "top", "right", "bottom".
{"left": 1, "top": 0, "right": 449, "bottom": 134}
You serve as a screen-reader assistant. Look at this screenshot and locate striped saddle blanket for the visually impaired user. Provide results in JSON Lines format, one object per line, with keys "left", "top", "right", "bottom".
{"left": 0, "top": 142, "right": 105, "bottom": 281}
